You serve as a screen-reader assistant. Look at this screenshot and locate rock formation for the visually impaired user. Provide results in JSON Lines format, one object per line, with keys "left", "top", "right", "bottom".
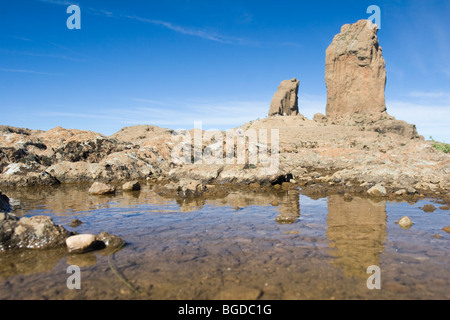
{"left": 0, "top": 192, "right": 10, "bottom": 213}
{"left": 325, "top": 20, "right": 386, "bottom": 120}
{"left": 268, "top": 78, "right": 299, "bottom": 117}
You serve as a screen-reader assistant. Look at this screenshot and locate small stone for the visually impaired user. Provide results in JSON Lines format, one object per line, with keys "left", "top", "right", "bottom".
{"left": 407, "top": 187, "right": 416, "bottom": 194}
{"left": 66, "top": 234, "right": 97, "bottom": 253}
{"left": 421, "top": 204, "right": 436, "bottom": 213}
{"left": 398, "top": 216, "right": 414, "bottom": 229}
{"left": 88, "top": 182, "right": 116, "bottom": 195}
{"left": 70, "top": 219, "right": 83, "bottom": 228}
{"left": 395, "top": 189, "right": 407, "bottom": 196}
{"left": 440, "top": 206, "right": 449, "bottom": 210}
{"left": 343, "top": 193, "right": 353, "bottom": 201}
{"left": 434, "top": 234, "right": 442, "bottom": 238}
{"left": 367, "top": 184, "right": 387, "bottom": 197}
{"left": 271, "top": 201, "right": 279, "bottom": 206}
{"left": 122, "top": 181, "right": 141, "bottom": 191}
{"left": 442, "top": 226, "right": 450, "bottom": 233}
{"left": 290, "top": 179, "right": 297, "bottom": 184}
{"left": 95, "top": 231, "right": 126, "bottom": 250}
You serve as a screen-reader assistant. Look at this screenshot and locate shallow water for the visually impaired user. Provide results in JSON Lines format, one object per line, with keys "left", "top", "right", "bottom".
{"left": 0, "top": 184, "right": 448, "bottom": 300}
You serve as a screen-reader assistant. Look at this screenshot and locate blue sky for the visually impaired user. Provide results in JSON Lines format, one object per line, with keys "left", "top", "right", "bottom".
{"left": 0, "top": 0, "right": 449, "bottom": 141}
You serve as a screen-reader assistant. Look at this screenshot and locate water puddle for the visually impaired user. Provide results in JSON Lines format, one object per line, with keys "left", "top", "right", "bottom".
{"left": 0, "top": 184, "right": 448, "bottom": 299}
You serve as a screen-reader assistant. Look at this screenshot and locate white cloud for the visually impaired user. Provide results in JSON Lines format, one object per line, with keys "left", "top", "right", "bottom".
{"left": 0, "top": 68, "right": 64, "bottom": 76}
{"left": 408, "top": 91, "right": 450, "bottom": 101}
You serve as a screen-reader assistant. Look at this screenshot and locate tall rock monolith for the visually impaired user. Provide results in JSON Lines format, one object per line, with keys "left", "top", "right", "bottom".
{"left": 325, "top": 20, "right": 387, "bottom": 121}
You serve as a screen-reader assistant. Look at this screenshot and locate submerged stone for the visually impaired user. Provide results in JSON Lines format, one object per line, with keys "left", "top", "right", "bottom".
{"left": 398, "top": 216, "right": 414, "bottom": 229}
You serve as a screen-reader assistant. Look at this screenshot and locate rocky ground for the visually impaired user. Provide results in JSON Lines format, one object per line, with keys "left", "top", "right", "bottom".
{"left": 0, "top": 113, "right": 448, "bottom": 205}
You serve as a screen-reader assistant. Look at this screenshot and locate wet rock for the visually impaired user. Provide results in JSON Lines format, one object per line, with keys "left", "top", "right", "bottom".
{"left": 9, "top": 215, "right": 70, "bottom": 250}
{"left": 343, "top": 193, "right": 353, "bottom": 202}
{"left": 442, "top": 226, "right": 450, "bottom": 233}
{"left": 440, "top": 206, "right": 449, "bottom": 211}
{"left": 88, "top": 182, "right": 116, "bottom": 195}
{"left": 122, "top": 180, "right": 141, "bottom": 191}
{"left": 0, "top": 212, "right": 19, "bottom": 251}
{"left": 66, "top": 234, "right": 97, "bottom": 253}
{"left": 177, "top": 179, "right": 205, "bottom": 198}
{"left": 421, "top": 204, "right": 436, "bottom": 213}
{"left": 367, "top": 184, "right": 387, "bottom": 197}
{"left": 0, "top": 191, "right": 11, "bottom": 213}
{"left": 394, "top": 189, "right": 407, "bottom": 196}
{"left": 398, "top": 216, "right": 414, "bottom": 229}
{"left": 65, "top": 232, "right": 125, "bottom": 254}
{"left": 96, "top": 231, "right": 126, "bottom": 250}
{"left": 70, "top": 219, "right": 83, "bottom": 228}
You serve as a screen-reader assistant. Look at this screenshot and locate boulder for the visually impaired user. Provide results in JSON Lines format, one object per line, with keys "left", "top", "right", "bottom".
{"left": 421, "top": 204, "right": 436, "bottom": 213}
{"left": 66, "top": 232, "right": 125, "bottom": 253}
{"left": 95, "top": 231, "right": 126, "bottom": 251}
{"left": 313, "top": 113, "right": 327, "bottom": 123}
{"left": 367, "top": 184, "right": 387, "bottom": 197}
{"left": 7, "top": 215, "right": 70, "bottom": 250}
{"left": 66, "top": 234, "right": 97, "bottom": 253}
{"left": 122, "top": 180, "right": 141, "bottom": 191}
{"left": 177, "top": 179, "right": 205, "bottom": 198}
{"left": 88, "top": 182, "right": 116, "bottom": 195}
{"left": 268, "top": 78, "right": 300, "bottom": 117}
{"left": 325, "top": 20, "right": 386, "bottom": 120}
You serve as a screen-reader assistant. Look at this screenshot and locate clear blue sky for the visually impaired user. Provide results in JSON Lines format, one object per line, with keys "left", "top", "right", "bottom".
{"left": 0, "top": 0, "right": 449, "bottom": 141}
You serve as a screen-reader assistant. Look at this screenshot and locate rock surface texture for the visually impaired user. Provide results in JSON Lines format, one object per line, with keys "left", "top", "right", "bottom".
{"left": 268, "top": 78, "right": 300, "bottom": 117}
{"left": 0, "top": 192, "right": 11, "bottom": 213}
{"left": 325, "top": 20, "right": 386, "bottom": 121}
{"left": 0, "top": 214, "right": 70, "bottom": 251}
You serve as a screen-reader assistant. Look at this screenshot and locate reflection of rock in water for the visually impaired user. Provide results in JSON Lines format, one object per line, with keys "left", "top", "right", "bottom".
{"left": 326, "top": 195, "right": 386, "bottom": 279}
{"left": 0, "top": 248, "right": 67, "bottom": 279}
{"left": 177, "top": 198, "right": 205, "bottom": 213}
{"left": 276, "top": 189, "right": 300, "bottom": 224}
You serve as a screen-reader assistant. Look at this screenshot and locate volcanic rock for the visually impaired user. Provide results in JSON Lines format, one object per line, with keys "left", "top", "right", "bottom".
{"left": 268, "top": 78, "right": 300, "bottom": 117}
{"left": 88, "top": 182, "right": 116, "bottom": 195}
{"left": 325, "top": 20, "right": 386, "bottom": 120}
